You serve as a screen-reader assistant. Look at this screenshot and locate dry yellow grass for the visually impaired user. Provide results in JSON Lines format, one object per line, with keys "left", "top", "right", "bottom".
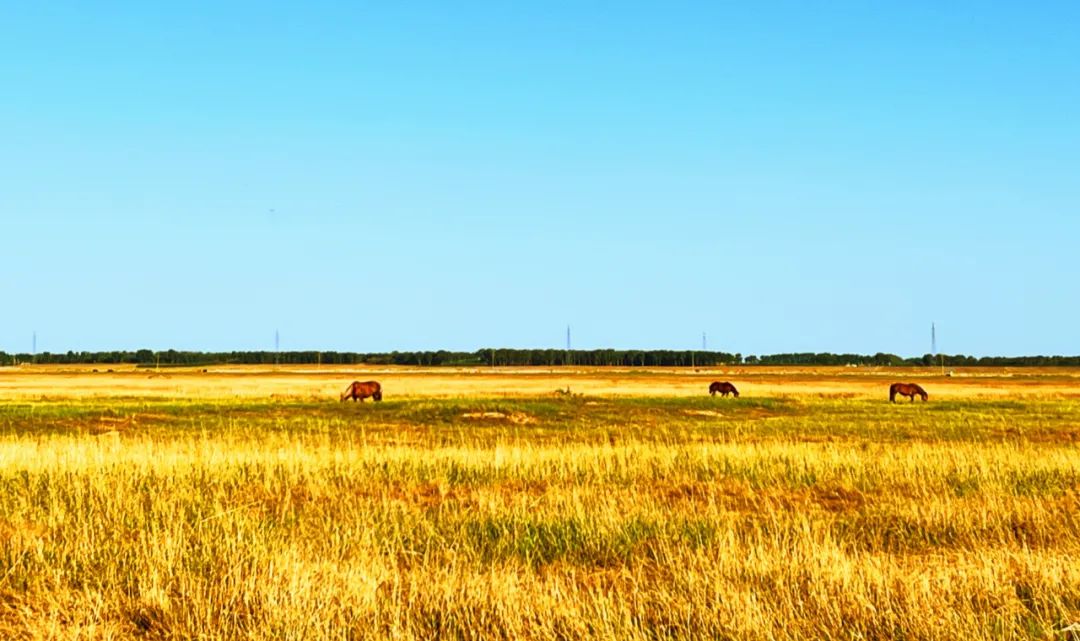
{"left": 0, "top": 366, "right": 1078, "bottom": 639}
{"left": 3, "top": 363, "right": 1079, "bottom": 400}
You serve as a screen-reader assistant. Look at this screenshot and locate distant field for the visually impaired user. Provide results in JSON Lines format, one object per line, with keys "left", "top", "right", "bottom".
{"left": 3, "top": 363, "right": 1080, "bottom": 400}
{"left": 0, "top": 366, "right": 1077, "bottom": 639}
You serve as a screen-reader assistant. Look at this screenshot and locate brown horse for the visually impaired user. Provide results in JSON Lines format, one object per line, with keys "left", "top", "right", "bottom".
{"left": 341, "top": 380, "right": 382, "bottom": 402}
{"left": 709, "top": 381, "right": 739, "bottom": 397}
{"left": 889, "top": 382, "right": 927, "bottom": 403}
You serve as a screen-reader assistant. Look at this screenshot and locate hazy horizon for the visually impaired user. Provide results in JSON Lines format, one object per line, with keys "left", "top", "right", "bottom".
{"left": 4, "top": 339, "right": 1077, "bottom": 361}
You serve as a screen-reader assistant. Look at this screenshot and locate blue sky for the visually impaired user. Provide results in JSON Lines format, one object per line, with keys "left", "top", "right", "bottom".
{"left": 2, "top": 2, "right": 1078, "bottom": 356}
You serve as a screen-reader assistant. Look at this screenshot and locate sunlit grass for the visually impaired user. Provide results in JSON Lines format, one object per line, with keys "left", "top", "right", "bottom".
{"left": 0, "top": 394, "right": 1078, "bottom": 639}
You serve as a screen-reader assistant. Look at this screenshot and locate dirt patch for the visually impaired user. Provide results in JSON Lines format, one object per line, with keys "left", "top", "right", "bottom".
{"left": 744, "top": 407, "right": 793, "bottom": 420}
{"left": 97, "top": 415, "right": 133, "bottom": 426}
{"left": 462, "top": 411, "right": 536, "bottom": 424}
{"left": 683, "top": 409, "right": 722, "bottom": 418}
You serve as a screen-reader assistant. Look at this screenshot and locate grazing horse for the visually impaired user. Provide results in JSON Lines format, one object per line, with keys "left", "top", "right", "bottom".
{"left": 709, "top": 381, "right": 739, "bottom": 397}
{"left": 889, "top": 382, "right": 927, "bottom": 403}
{"left": 341, "top": 380, "right": 382, "bottom": 402}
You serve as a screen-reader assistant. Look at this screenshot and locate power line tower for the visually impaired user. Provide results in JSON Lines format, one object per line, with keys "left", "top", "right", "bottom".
{"left": 565, "top": 325, "right": 572, "bottom": 366}
{"left": 702, "top": 332, "right": 707, "bottom": 351}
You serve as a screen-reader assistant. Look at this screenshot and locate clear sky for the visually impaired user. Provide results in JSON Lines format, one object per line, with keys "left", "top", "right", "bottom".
{"left": 2, "top": 2, "right": 1078, "bottom": 357}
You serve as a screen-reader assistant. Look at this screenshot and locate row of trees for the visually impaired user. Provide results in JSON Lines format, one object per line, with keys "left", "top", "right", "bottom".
{"left": 0, "top": 349, "right": 739, "bottom": 368}
{"left": 2, "top": 349, "right": 1079, "bottom": 367}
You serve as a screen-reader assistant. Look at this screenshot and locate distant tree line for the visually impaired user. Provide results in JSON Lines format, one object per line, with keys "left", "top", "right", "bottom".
{"left": 745, "top": 352, "right": 1080, "bottom": 367}
{"left": 1, "top": 349, "right": 1080, "bottom": 367}
{"left": 0, "top": 349, "right": 740, "bottom": 368}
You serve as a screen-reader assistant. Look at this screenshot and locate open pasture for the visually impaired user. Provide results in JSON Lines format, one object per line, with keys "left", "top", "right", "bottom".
{"left": 0, "top": 366, "right": 1077, "bottom": 640}
{"left": 3, "top": 363, "right": 1080, "bottom": 401}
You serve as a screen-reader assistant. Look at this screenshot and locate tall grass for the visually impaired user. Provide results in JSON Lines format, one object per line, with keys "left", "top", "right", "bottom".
{"left": 0, "top": 397, "right": 1078, "bottom": 639}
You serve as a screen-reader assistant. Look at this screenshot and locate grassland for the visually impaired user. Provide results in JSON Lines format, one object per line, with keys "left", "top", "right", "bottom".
{"left": 0, "top": 366, "right": 1077, "bottom": 640}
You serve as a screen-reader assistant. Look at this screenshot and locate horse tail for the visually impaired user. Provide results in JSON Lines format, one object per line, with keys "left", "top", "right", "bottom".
{"left": 889, "top": 383, "right": 897, "bottom": 402}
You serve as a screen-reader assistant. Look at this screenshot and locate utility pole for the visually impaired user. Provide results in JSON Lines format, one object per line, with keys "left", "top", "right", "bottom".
{"left": 932, "top": 322, "right": 946, "bottom": 375}
{"left": 274, "top": 330, "right": 280, "bottom": 369}
{"left": 566, "top": 325, "right": 572, "bottom": 366}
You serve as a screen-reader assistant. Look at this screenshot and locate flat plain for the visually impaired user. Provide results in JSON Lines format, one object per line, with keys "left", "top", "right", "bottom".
{"left": 0, "top": 365, "right": 1077, "bottom": 640}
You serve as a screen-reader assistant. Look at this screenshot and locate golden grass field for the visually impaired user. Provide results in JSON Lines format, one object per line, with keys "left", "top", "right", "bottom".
{"left": 0, "top": 365, "right": 1078, "bottom": 640}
